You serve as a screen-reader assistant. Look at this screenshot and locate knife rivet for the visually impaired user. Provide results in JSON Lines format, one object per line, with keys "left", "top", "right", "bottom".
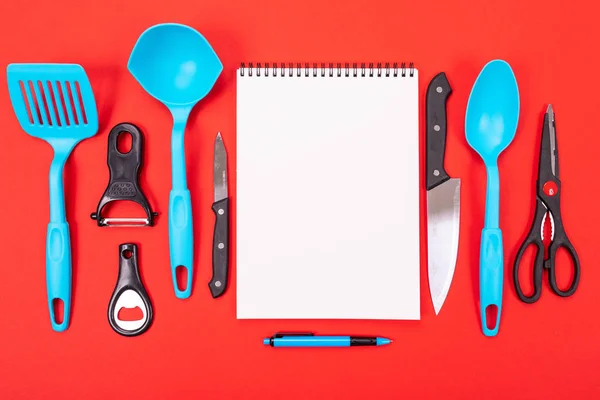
{"left": 215, "top": 281, "right": 222, "bottom": 287}
{"left": 218, "top": 208, "right": 224, "bottom": 215}
{"left": 433, "top": 169, "right": 440, "bottom": 176}
{"left": 436, "top": 86, "right": 443, "bottom": 93}
{"left": 434, "top": 125, "right": 441, "bottom": 132}
{"left": 218, "top": 243, "right": 225, "bottom": 249}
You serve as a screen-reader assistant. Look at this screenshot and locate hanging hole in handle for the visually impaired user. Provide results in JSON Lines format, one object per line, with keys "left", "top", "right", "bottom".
{"left": 122, "top": 249, "right": 133, "bottom": 259}
{"left": 52, "top": 298, "right": 64, "bottom": 325}
{"left": 485, "top": 305, "right": 498, "bottom": 331}
{"left": 554, "top": 246, "right": 576, "bottom": 293}
{"left": 176, "top": 266, "right": 188, "bottom": 292}
{"left": 117, "top": 131, "right": 133, "bottom": 154}
{"left": 117, "top": 306, "right": 144, "bottom": 321}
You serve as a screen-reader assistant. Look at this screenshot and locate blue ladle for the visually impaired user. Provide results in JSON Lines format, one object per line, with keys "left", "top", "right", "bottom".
{"left": 465, "top": 60, "right": 520, "bottom": 336}
{"left": 128, "top": 23, "right": 223, "bottom": 298}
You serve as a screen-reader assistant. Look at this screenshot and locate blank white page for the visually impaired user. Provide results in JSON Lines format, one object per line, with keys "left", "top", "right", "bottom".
{"left": 236, "top": 65, "right": 420, "bottom": 320}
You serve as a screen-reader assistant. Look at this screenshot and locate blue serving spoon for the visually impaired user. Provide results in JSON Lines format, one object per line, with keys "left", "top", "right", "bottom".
{"left": 128, "top": 23, "right": 222, "bottom": 298}
{"left": 465, "top": 60, "right": 520, "bottom": 336}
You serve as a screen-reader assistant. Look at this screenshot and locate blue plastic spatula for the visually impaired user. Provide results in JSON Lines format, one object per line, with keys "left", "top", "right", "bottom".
{"left": 6, "top": 64, "right": 99, "bottom": 331}
{"left": 128, "top": 23, "right": 223, "bottom": 298}
{"left": 465, "top": 60, "right": 520, "bottom": 336}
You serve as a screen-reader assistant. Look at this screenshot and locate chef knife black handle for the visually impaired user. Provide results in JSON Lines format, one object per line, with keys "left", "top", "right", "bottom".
{"left": 209, "top": 198, "right": 229, "bottom": 298}
{"left": 426, "top": 72, "right": 453, "bottom": 190}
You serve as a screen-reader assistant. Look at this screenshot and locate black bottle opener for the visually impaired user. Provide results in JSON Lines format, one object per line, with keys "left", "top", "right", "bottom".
{"left": 91, "top": 123, "right": 157, "bottom": 227}
{"left": 108, "top": 244, "right": 153, "bottom": 336}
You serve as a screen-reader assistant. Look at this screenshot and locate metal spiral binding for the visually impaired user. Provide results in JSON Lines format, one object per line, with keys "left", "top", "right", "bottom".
{"left": 239, "top": 62, "right": 415, "bottom": 77}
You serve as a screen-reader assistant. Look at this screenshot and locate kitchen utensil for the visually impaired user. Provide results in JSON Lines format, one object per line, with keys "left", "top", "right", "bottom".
{"left": 513, "top": 105, "right": 580, "bottom": 303}
{"left": 465, "top": 59, "right": 519, "bottom": 336}
{"left": 7, "top": 63, "right": 99, "bottom": 331}
{"left": 426, "top": 72, "right": 461, "bottom": 315}
{"left": 108, "top": 244, "right": 153, "bottom": 336}
{"left": 209, "top": 132, "right": 229, "bottom": 298}
{"left": 91, "top": 122, "right": 157, "bottom": 227}
{"left": 128, "top": 23, "right": 223, "bottom": 298}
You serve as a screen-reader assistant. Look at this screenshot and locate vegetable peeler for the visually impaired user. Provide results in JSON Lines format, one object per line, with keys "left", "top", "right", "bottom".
{"left": 91, "top": 122, "right": 157, "bottom": 227}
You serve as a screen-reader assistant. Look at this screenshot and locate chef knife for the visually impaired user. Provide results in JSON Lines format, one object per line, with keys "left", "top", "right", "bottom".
{"left": 209, "top": 132, "right": 229, "bottom": 298}
{"left": 426, "top": 72, "right": 461, "bottom": 315}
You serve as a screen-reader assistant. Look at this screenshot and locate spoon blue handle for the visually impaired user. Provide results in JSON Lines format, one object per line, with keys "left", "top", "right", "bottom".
{"left": 480, "top": 166, "right": 503, "bottom": 336}
{"left": 480, "top": 228, "right": 503, "bottom": 336}
{"left": 169, "top": 117, "right": 193, "bottom": 298}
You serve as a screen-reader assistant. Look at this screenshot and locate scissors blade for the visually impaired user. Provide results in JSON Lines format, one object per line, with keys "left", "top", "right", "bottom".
{"left": 546, "top": 104, "right": 558, "bottom": 178}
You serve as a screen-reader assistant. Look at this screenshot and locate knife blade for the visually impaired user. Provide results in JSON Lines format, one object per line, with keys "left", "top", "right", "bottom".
{"left": 209, "top": 132, "right": 229, "bottom": 298}
{"left": 426, "top": 72, "right": 461, "bottom": 315}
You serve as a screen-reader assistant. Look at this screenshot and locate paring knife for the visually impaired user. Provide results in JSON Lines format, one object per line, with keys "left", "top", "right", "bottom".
{"left": 209, "top": 132, "right": 229, "bottom": 298}
{"left": 426, "top": 72, "right": 461, "bottom": 315}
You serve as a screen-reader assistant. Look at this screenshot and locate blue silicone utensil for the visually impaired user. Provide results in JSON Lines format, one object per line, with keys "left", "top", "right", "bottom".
{"left": 465, "top": 60, "right": 520, "bottom": 336}
{"left": 128, "top": 23, "right": 222, "bottom": 298}
{"left": 6, "top": 63, "right": 99, "bottom": 331}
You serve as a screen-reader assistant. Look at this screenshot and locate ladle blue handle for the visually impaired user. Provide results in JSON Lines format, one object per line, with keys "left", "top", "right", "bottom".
{"left": 480, "top": 165, "right": 503, "bottom": 336}
{"left": 47, "top": 151, "right": 72, "bottom": 331}
{"left": 169, "top": 116, "right": 193, "bottom": 298}
{"left": 169, "top": 189, "right": 193, "bottom": 298}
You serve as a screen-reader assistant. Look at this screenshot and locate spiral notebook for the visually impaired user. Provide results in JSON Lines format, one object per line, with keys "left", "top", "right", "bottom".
{"left": 236, "top": 63, "right": 420, "bottom": 320}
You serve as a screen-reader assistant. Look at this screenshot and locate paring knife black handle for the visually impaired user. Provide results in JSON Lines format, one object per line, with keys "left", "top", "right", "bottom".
{"left": 209, "top": 198, "right": 229, "bottom": 298}
{"left": 426, "top": 72, "right": 453, "bottom": 190}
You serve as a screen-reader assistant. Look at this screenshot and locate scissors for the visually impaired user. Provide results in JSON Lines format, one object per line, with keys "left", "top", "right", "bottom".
{"left": 513, "top": 104, "right": 580, "bottom": 303}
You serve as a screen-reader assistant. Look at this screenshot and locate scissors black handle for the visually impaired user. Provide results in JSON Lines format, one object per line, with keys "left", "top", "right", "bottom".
{"left": 514, "top": 199, "right": 581, "bottom": 303}
{"left": 513, "top": 199, "right": 546, "bottom": 303}
{"left": 546, "top": 221, "right": 581, "bottom": 297}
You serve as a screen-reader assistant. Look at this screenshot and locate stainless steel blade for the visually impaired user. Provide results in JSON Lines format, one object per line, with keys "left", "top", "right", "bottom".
{"left": 427, "top": 178, "right": 461, "bottom": 315}
{"left": 214, "top": 132, "right": 228, "bottom": 202}
{"left": 547, "top": 104, "right": 557, "bottom": 177}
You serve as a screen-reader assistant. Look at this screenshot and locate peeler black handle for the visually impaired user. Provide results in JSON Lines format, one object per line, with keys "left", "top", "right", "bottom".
{"left": 91, "top": 123, "right": 157, "bottom": 226}
{"left": 108, "top": 244, "right": 153, "bottom": 336}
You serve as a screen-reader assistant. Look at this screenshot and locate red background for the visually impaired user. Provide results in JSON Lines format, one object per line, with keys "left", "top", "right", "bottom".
{"left": 1, "top": 0, "right": 599, "bottom": 398}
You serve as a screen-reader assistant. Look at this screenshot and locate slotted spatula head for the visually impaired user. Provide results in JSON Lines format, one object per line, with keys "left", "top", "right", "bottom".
{"left": 6, "top": 63, "right": 98, "bottom": 146}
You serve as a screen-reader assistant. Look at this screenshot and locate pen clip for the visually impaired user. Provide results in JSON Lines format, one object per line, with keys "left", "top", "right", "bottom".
{"left": 274, "top": 332, "right": 314, "bottom": 338}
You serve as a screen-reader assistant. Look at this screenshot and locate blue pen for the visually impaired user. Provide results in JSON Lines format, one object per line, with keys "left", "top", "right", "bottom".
{"left": 263, "top": 333, "right": 392, "bottom": 347}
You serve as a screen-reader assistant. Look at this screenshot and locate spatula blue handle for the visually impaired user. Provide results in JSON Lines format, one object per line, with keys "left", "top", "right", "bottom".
{"left": 480, "top": 165, "right": 503, "bottom": 336}
{"left": 46, "top": 222, "right": 71, "bottom": 331}
{"left": 169, "top": 116, "right": 193, "bottom": 298}
{"left": 47, "top": 155, "right": 72, "bottom": 331}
